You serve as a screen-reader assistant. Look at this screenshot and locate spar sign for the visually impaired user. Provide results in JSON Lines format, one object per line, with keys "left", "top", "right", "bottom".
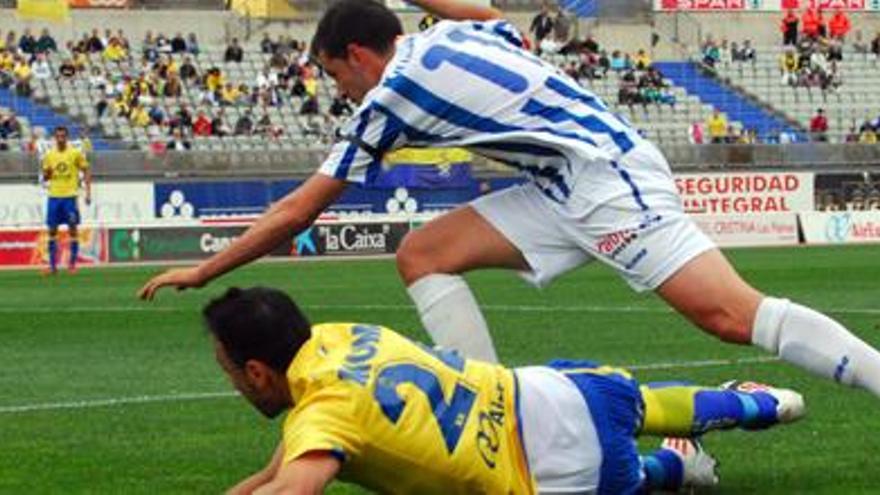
{"left": 675, "top": 172, "right": 814, "bottom": 214}
{"left": 656, "top": 0, "right": 880, "bottom": 9}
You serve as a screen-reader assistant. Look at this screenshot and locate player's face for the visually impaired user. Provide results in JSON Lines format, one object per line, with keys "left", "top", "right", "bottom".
{"left": 213, "top": 339, "right": 287, "bottom": 419}
{"left": 318, "top": 46, "right": 384, "bottom": 105}
{"left": 54, "top": 130, "right": 68, "bottom": 148}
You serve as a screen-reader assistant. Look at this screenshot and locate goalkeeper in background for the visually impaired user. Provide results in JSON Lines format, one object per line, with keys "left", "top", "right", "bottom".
{"left": 41, "top": 126, "right": 90, "bottom": 274}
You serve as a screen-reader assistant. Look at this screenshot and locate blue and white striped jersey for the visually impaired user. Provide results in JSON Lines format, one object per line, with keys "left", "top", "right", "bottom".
{"left": 318, "top": 20, "right": 645, "bottom": 203}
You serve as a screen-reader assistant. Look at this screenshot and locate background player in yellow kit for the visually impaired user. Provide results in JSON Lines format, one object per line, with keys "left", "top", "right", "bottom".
{"left": 41, "top": 126, "right": 91, "bottom": 274}
{"left": 204, "top": 287, "right": 805, "bottom": 495}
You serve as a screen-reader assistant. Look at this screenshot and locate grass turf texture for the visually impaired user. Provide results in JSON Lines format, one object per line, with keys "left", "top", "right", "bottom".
{"left": 1, "top": 245, "right": 879, "bottom": 494}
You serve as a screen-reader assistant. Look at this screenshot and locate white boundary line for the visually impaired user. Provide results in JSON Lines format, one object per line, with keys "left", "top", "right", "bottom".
{"left": 0, "top": 304, "right": 877, "bottom": 315}
{"left": 0, "top": 356, "right": 780, "bottom": 415}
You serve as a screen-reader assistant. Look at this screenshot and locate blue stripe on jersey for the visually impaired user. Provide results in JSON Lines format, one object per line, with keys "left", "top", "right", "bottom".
{"left": 446, "top": 28, "right": 543, "bottom": 68}
{"left": 384, "top": 75, "right": 600, "bottom": 151}
{"left": 521, "top": 99, "right": 636, "bottom": 154}
{"left": 545, "top": 76, "right": 609, "bottom": 113}
{"left": 384, "top": 74, "right": 521, "bottom": 134}
{"left": 422, "top": 45, "right": 528, "bottom": 94}
{"left": 336, "top": 108, "right": 373, "bottom": 180}
{"left": 610, "top": 161, "right": 650, "bottom": 212}
{"left": 473, "top": 20, "right": 524, "bottom": 49}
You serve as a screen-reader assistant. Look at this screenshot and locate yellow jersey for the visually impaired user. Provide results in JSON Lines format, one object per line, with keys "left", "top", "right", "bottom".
{"left": 42, "top": 146, "right": 88, "bottom": 198}
{"left": 282, "top": 323, "right": 535, "bottom": 495}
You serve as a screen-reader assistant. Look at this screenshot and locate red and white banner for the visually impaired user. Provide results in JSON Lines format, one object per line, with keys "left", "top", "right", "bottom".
{"left": 691, "top": 213, "right": 799, "bottom": 247}
{"left": 801, "top": 211, "right": 880, "bottom": 245}
{"left": 655, "top": 0, "right": 879, "bottom": 10}
{"left": 0, "top": 228, "right": 107, "bottom": 267}
{"left": 675, "top": 172, "right": 814, "bottom": 214}
{"left": 68, "top": 0, "right": 129, "bottom": 8}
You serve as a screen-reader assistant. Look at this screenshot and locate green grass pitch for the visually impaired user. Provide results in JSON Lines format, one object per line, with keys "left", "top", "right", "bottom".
{"left": 1, "top": 245, "right": 879, "bottom": 494}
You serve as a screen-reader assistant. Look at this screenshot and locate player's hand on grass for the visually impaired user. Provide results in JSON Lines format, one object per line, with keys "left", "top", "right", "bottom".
{"left": 138, "top": 267, "right": 206, "bottom": 300}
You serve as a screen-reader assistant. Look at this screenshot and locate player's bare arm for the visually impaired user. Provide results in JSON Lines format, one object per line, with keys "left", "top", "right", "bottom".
{"left": 408, "top": 0, "right": 502, "bottom": 21}
{"left": 226, "top": 442, "right": 285, "bottom": 495}
{"left": 138, "top": 174, "right": 347, "bottom": 300}
{"left": 251, "top": 453, "right": 340, "bottom": 495}
{"left": 83, "top": 167, "right": 92, "bottom": 206}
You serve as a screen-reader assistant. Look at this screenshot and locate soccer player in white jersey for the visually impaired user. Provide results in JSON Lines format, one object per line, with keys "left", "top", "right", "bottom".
{"left": 140, "top": 0, "right": 880, "bottom": 401}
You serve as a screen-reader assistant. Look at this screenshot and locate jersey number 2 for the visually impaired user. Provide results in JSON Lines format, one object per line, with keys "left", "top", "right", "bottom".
{"left": 374, "top": 362, "right": 476, "bottom": 454}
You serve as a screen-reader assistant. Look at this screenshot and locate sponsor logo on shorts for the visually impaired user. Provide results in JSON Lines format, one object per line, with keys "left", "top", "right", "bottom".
{"left": 597, "top": 229, "right": 639, "bottom": 260}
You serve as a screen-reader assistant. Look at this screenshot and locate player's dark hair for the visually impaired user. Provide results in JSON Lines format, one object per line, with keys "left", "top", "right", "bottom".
{"left": 311, "top": 0, "right": 403, "bottom": 60}
{"left": 54, "top": 126, "right": 68, "bottom": 135}
{"left": 203, "top": 287, "right": 311, "bottom": 373}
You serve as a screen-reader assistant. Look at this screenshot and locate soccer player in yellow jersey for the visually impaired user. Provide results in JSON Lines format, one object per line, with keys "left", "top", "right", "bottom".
{"left": 204, "top": 287, "right": 805, "bottom": 495}
{"left": 42, "top": 126, "right": 91, "bottom": 274}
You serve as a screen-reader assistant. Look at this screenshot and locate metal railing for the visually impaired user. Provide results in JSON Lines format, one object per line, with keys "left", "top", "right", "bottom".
{"left": 4, "top": 144, "right": 880, "bottom": 181}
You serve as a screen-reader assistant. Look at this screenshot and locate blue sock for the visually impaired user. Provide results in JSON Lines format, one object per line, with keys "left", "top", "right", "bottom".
{"left": 642, "top": 448, "right": 684, "bottom": 492}
{"left": 48, "top": 239, "right": 58, "bottom": 272}
{"left": 70, "top": 240, "right": 79, "bottom": 269}
{"left": 694, "top": 390, "right": 779, "bottom": 433}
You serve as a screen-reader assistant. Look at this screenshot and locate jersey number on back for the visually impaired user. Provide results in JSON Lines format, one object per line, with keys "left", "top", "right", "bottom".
{"left": 373, "top": 354, "right": 476, "bottom": 454}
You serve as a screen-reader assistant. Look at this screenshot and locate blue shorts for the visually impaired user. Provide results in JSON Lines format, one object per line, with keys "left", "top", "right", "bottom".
{"left": 46, "top": 197, "right": 80, "bottom": 229}
{"left": 548, "top": 360, "right": 645, "bottom": 495}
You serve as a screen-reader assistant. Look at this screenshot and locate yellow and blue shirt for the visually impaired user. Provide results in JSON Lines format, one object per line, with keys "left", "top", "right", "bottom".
{"left": 282, "top": 323, "right": 535, "bottom": 495}
{"left": 41, "top": 145, "right": 88, "bottom": 198}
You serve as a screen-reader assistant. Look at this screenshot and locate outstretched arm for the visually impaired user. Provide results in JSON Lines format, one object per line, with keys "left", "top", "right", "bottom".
{"left": 252, "top": 452, "right": 340, "bottom": 495}
{"left": 227, "top": 442, "right": 285, "bottom": 495}
{"left": 407, "top": 0, "right": 503, "bottom": 21}
{"left": 138, "top": 173, "right": 347, "bottom": 300}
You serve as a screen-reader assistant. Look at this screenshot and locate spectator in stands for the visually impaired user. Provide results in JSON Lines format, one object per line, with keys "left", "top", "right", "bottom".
{"left": 329, "top": 95, "right": 353, "bottom": 118}
{"left": 718, "top": 38, "right": 732, "bottom": 67}
{"left": 706, "top": 110, "right": 728, "bottom": 144}
{"left": 32, "top": 53, "right": 51, "bottom": 80}
{"left": 829, "top": 9, "right": 851, "bottom": 41}
{"left": 171, "top": 32, "right": 187, "bottom": 54}
{"left": 95, "top": 97, "right": 108, "bottom": 119}
{"left": 103, "top": 38, "right": 128, "bottom": 63}
{"left": 859, "top": 126, "right": 878, "bottom": 144}
{"left": 255, "top": 111, "right": 281, "bottom": 138}
{"left": 130, "top": 102, "right": 151, "bottom": 128}
{"left": 166, "top": 127, "right": 191, "bottom": 151}
{"left": 689, "top": 121, "right": 704, "bottom": 144}
{"left": 35, "top": 28, "right": 57, "bottom": 54}
{"left": 617, "top": 70, "right": 639, "bottom": 106}
{"left": 211, "top": 110, "right": 231, "bottom": 137}
{"left": 0, "top": 111, "right": 21, "bottom": 139}
{"left": 164, "top": 75, "right": 182, "bottom": 98}
{"left": 58, "top": 58, "right": 77, "bottom": 80}
{"left": 148, "top": 101, "right": 165, "bottom": 126}
{"left": 810, "top": 108, "right": 829, "bottom": 142}
{"left": 781, "top": 9, "right": 799, "bottom": 46}
{"left": 178, "top": 57, "right": 197, "bottom": 83}
{"left": 419, "top": 13, "right": 439, "bottom": 32}
{"left": 225, "top": 38, "right": 244, "bottom": 64}
{"left": 732, "top": 39, "right": 756, "bottom": 62}
{"left": 529, "top": 3, "right": 555, "bottom": 52}
{"left": 845, "top": 126, "right": 859, "bottom": 143}
{"left": 115, "top": 29, "right": 130, "bottom": 51}
{"left": 111, "top": 95, "right": 130, "bottom": 118}
{"left": 205, "top": 67, "right": 224, "bottom": 93}
{"left": 779, "top": 47, "right": 799, "bottom": 85}
{"left": 609, "top": 50, "right": 626, "bottom": 72}
{"left": 86, "top": 29, "right": 104, "bottom": 53}
{"left": 702, "top": 39, "right": 720, "bottom": 68}
{"left": 220, "top": 83, "right": 241, "bottom": 106}
{"left": 633, "top": 49, "right": 651, "bottom": 70}
{"left": 872, "top": 32, "right": 880, "bottom": 58}
{"left": 187, "top": 33, "right": 200, "bottom": 57}
{"left": 259, "top": 33, "right": 275, "bottom": 54}
{"left": 4, "top": 31, "right": 16, "bottom": 51}
{"left": 88, "top": 66, "right": 107, "bottom": 90}
{"left": 802, "top": 8, "right": 824, "bottom": 39}
{"left": 18, "top": 28, "right": 36, "bottom": 55}
{"left": 256, "top": 67, "right": 277, "bottom": 90}
{"left": 156, "top": 33, "right": 171, "bottom": 54}
{"left": 234, "top": 111, "right": 254, "bottom": 136}
{"left": 12, "top": 56, "right": 32, "bottom": 96}
{"left": 193, "top": 110, "right": 212, "bottom": 137}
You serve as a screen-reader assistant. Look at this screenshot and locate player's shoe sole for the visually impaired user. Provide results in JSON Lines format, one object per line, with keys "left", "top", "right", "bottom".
{"left": 660, "top": 437, "right": 720, "bottom": 488}
{"left": 720, "top": 380, "right": 807, "bottom": 425}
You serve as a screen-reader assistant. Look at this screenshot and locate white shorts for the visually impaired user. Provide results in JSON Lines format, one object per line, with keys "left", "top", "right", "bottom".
{"left": 472, "top": 142, "right": 715, "bottom": 291}
{"left": 516, "top": 365, "right": 644, "bottom": 494}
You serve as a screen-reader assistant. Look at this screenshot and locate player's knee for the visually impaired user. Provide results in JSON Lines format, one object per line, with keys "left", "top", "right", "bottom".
{"left": 396, "top": 232, "right": 441, "bottom": 285}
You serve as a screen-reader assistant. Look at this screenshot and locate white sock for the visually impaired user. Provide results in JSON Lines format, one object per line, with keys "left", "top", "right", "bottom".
{"left": 752, "top": 297, "right": 880, "bottom": 398}
{"left": 407, "top": 274, "right": 499, "bottom": 363}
